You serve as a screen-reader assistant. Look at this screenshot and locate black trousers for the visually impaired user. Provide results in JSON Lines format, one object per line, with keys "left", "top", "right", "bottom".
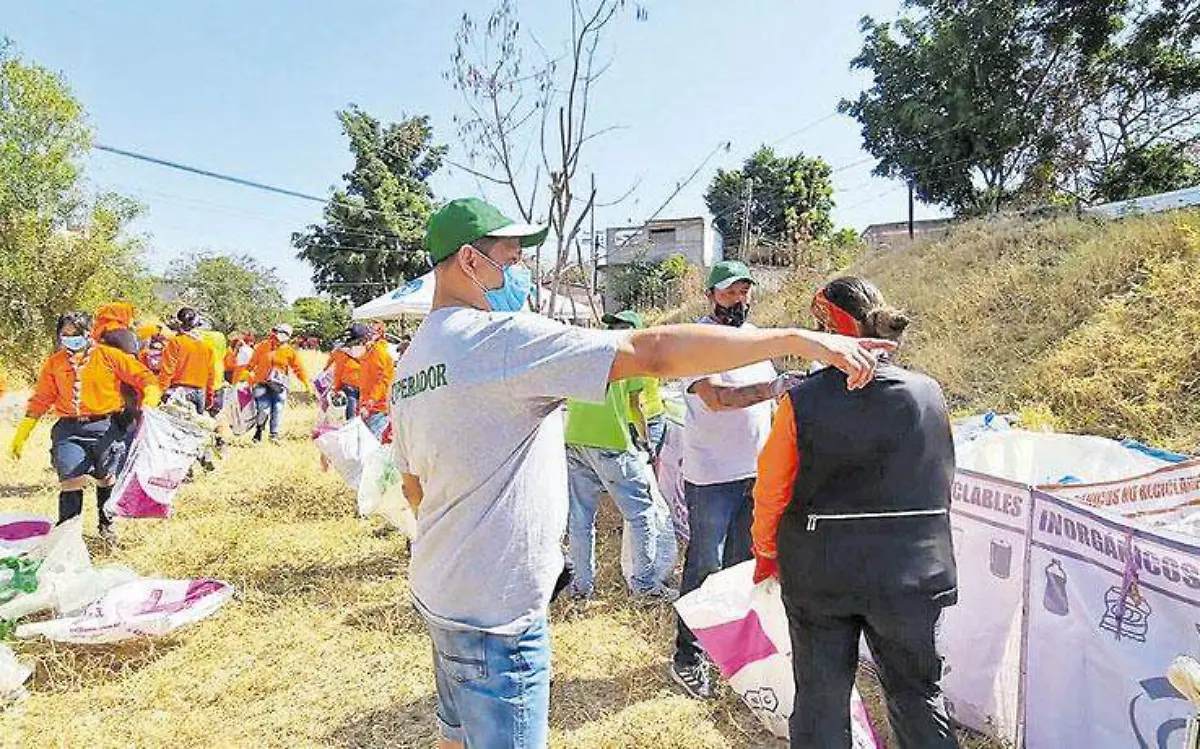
{"left": 782, "top": 594, "right": 958, "bottom": 749}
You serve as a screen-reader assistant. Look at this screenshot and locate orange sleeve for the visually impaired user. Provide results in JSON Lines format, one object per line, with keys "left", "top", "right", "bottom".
{"left": 330, "top": 352, "right": 344, "bottom": 392}
{"left": 26, "top": 356, "right": 60, "bottom": 418}
{"left": 107, "top": 347, "right": 158, "bottom": 395}
{"left": 751, "top": 392, "right": 800, "bottom": 560}
{"left": 158, "top": 338, "right": 181, "bottom": 389}
{"left": 288, "top": 347, "right": 310, "bottom": 386}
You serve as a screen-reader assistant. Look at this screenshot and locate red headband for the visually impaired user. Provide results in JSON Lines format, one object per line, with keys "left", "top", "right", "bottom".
{"left": 811, "top": 289, "right": 861, "bottom": 337}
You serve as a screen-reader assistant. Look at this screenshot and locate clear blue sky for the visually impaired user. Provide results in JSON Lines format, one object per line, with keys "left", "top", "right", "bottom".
{"left": 4, "top": 0, "right": 943, "bottom": 299}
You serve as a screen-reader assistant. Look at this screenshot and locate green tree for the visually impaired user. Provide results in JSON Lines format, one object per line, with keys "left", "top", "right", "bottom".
{"left": 165, "top": 253, "right": 288, "bottom": 335}
{"left": 704, "top": 147, "right": 834, "bottom": 260}
{"left": 610, "top": 255, "right": 689, "bottom": 311}
{"left": 294, "top": 108, "right": 446, "bottom": 306}
{"left": 291, "top": 296, "right": 351, "bottom": 347}
{"left": 1087, "top": 1, "right": 1200, "bottom": 200}
{"left": 840, "top": 0, "right": 1126, "bottom": 213}
{"left": 0, "top": 196, "right": 154, "bottom": 377}
{"left": 0, "top": 45, "right": 151, "bottom": 377}
{"left": 0, "top": 41, "right": 90, "bottom": 219}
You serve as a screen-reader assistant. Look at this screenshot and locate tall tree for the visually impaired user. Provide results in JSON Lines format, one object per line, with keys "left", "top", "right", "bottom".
{"left": 0, "top": 44, "right": 151, "bottom": 377}
{"left": 292, "top": 296, "right": 351, "bottom": 346}
{"left": 840, "top": 0, "right": 1127, "bottom": 213}
{"left": 1087, "top": 0, "right": 1200, "bottom": 200}
{"left": 448, "top": 0, "right": 639, "bottom": 315}
{"left": 165, "top": 253, "right": 288, "bottom": 335}
{"left": 704, "top": 147, "right": 835, "bottom": 260}
{"left": 294, "top": 108, "right": 446, "bottom": 306}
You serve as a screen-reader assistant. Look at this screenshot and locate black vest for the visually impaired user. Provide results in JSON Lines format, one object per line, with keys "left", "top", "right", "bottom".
{"left": 777, "top": 362, "right": 958, "bottom": 606}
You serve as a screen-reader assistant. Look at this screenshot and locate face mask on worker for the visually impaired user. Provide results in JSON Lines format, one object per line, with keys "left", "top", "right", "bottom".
{"left": 274, "top": 332, "right": 290, "bottom": 344}
{"left": 471, "top": 248, "right": 532, "bottom": 313}
{"left": 60, "top": 335, "right": 89, "bottom": 353}
{"left": 712, "top": 301, "right": 750, "bottom": 328}
{"left": 348, "top": 344, "right": 367, "bottom": 359}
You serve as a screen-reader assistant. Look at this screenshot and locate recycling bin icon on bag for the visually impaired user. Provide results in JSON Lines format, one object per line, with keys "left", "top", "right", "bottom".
{"left": 1044, "top": 559, "right": 1070, "bottom": 616}
{"left": 989, "top": 539, "right": 1012, "bottom": 580}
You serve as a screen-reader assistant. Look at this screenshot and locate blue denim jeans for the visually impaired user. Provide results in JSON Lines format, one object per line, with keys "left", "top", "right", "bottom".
{"left": 424, "top": 615, "right": 552, "bottom": 748}
{"left": 340, "top": 385, "right": 360, "bottom": 422}
{"left": 363, "top": 411, "right": 389, "bottom": 440}
{"left": 646, "top": 414, "right": 667, "bottom": 457}
{"left": 673, "top": 477, "right": 755, "bottom": 667}
{"left": 566, "top": 444, "right": 659, "bottom": 596}
{"left": 50, "top": 417, "right": 127, "bottom": 482}
{"left": 167, "top": 385, "right": 206, "bottom": 415}
{"left": 252, "top": 385, "right": 286, "bottom": 439}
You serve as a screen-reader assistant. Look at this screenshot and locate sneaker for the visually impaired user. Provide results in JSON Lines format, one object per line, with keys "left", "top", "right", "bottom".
{"left": 670, "top": 660, "right": 713, "bottom": 700}
{"left": 633, "top": 585, "right": 680, "bottom": 607}
{"left": 98, "top": 525, "right": 118, "bottom": 545}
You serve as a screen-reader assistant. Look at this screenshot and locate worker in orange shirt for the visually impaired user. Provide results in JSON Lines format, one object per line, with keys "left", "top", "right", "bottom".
{"left": 223, "top": 333, "right": 255, "bottom": 384}
{"left": 358, "top": 326, "right": 395, "bottom": 440}
{"left": 159, "top": 308, "right": 217, "bottom": 415}
{"left": 248, "top": 322, "right": 311, "bottom": 443}
{"left": 327, "top": 323, "right": 370, "bottom": 421}
{"left": 8, "top": 311, "right": 161, "bottom": 542}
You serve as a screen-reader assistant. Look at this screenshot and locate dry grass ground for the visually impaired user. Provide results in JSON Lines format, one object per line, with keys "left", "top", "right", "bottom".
{"left": 0, "top": 370, "right": 786, "bottom": 748}
{"left": 658, "top": 210, "right": 1200, "bottom": 453}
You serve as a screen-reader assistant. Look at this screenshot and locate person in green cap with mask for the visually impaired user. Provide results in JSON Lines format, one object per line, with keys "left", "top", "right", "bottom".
{"left": 602, "top": 310, "right": 668, "bottom": 459}
{"left": 669, "top": 259, "right": 809, "bottom": 700}
{"left": 389, "top": 198, "right": 896, "bottom": 749}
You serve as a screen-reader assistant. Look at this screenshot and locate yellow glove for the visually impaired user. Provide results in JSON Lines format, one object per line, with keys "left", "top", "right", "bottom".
{"left": 142, "top": 384, "right": 163, "bottom": 408}
{"left": 9, "top": 417, "right": 37, "bottom": 460}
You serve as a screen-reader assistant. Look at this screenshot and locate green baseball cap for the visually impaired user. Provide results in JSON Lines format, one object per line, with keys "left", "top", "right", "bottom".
{"left": 706, "top": 260, "right": 756, "bottom": 290}
{"left": 425, "top": 197, "right": 549, "bottom": 264}
{"left": 601, "top": 310, "right": 645, "bottom": 329}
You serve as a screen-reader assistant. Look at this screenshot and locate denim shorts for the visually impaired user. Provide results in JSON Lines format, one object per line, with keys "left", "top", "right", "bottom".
{"left": 50, "top": 417, "right": 127, "bottom": 482}
{"left": 424, "top": 614, "right": 552, "bottom": 748}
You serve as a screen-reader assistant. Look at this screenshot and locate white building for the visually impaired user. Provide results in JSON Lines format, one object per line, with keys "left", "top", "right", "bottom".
{"left": 599, "top": 216, "right": 723, "bottom": 312}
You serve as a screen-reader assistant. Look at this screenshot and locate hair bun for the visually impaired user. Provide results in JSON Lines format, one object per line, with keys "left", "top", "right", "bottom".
{"left": 866, "top": 307, "right": 910, "bottom": 339}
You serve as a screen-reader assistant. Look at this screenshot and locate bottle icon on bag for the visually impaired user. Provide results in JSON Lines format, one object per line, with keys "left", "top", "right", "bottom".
{"left": 990, "top": 539, "right": 1012, "bottom": 579}
{"left": 1044, "top": 559, "right": 1070, "bottom": 616}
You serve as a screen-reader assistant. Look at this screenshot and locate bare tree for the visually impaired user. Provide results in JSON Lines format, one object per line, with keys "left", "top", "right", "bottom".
{"left": 447, "top": 0, "right": 642, "bottom": 318}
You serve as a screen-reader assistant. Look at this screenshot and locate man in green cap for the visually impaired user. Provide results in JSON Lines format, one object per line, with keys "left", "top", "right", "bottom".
{"left": 389, "top": 198, "right": 895, "bottom": 749}
{"left": 669, "top": 259, "right": 808, "bottom": 700}
{"left": 601, "top": 310, "right": 668, "bottom": 458}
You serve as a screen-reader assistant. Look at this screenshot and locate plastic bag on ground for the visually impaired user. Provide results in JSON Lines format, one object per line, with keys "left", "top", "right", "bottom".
{"left": 0, "top": 519, "right": 137, "bottom": 622}
{"left": 17, "top": 577, "right": 234, "bottom": 644}
{"left": 315, "top": 418, "right": 379, "bottom": 491}
{"left": 0, "top": 391, "right": 29, "bottom": 426}
{"left": 223, "top": 383, "right": 257, "bottom": 436}
{"left": 357, "top": 444, "right": 418, "bottom": 538}
{"left": 0, "top": 643, "right": 31, "bottom": 702}
{"left": 620, "top": 458, "right": 678, "bottom": 592}
{"left": 0, "top": 514, "right": 53, "bottom": 557}
{"left": 107, "top": 409, "right": 210, "bottom": 519}
{"left": 675, "top": 561, "right": 880, "bottom": 745}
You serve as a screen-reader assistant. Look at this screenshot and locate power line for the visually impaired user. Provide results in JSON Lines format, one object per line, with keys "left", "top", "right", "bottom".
{"left": 93, "top": 142, "right": 395, "bottom": 221}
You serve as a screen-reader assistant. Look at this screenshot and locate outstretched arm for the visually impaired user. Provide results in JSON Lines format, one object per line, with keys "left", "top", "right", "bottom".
{"left": 610, "top": 325, "right": 892, "bottom": 391}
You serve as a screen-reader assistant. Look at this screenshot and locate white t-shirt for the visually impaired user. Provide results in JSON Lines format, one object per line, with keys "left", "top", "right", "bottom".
{"left": 681, "top": 320, "right": 777, "bottom": 485}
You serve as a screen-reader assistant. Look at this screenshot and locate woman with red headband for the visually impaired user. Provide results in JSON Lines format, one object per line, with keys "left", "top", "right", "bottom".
{"left": 751, "top": 276, "right": 958, "bottom": 748}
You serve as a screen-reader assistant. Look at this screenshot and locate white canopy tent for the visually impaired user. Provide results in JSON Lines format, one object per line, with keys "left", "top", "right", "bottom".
{"left": 352, "top": 271, "right": 436, "bottom": 320}
{"left": 352, "top": 270, "right": 598, "bottom": 324}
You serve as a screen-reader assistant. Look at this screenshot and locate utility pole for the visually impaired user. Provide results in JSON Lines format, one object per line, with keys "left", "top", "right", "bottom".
{"left": 907, "top": 182, "right": 915, "bottom": 240}
{"left": 739, "top": 180, "right": 754, "bottom": 259}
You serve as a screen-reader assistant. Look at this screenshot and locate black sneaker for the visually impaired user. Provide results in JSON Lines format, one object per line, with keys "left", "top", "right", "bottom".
{"left": 670, "top": 660, "right": 713, "bottom": 700}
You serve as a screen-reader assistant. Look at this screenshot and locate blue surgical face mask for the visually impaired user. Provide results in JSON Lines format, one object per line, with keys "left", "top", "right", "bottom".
{"left": 473, "top": 250, "right": 532, "bottom": 313}
{"left": 60, "top": 335, "right": 89, "bottom": 352}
